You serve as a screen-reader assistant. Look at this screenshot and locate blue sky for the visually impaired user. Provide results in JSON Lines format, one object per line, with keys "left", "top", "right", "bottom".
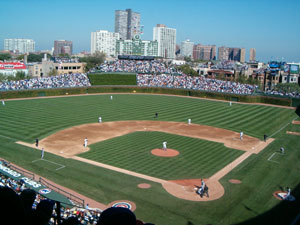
{"left": 0, "top": 0, "right": 299, "bottom": 62}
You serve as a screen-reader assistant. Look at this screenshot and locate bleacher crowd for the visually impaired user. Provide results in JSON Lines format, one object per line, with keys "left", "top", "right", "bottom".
{"left": 137, "top": 74, "right": 257, "bottom": 95}
{"left": 0, "top": 73, "right": 91, "bottom": 91}
{"left": 98, "top": 60, "right": 177, "bottom": 74}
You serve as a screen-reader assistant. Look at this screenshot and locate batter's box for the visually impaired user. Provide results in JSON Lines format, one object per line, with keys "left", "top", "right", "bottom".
{"left": 267, "top": 152, "right": 284, "bottom": 164}
{"left": 32, "top": 158, "right": 66, "bottom": 171}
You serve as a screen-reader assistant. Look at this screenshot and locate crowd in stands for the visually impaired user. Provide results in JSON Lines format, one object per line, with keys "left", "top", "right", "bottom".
{"left": 98, "top": 60, "right": 177, "bottom": 74}
{"left": 265, "top": 90, "right": 300, "bottom": 98}
{"left": 1, "top": 163, "right": 152, "bottom": 225}
{"left": 0, "top": 73, "right": 91, "bottom": 91}
{"left": 137, "top": 74, "right": 257, "bottom": 95}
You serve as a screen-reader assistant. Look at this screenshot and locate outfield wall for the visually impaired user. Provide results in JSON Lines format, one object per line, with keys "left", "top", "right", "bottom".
{"left": 1, "top": 86, "right": 298, "bottom": 107}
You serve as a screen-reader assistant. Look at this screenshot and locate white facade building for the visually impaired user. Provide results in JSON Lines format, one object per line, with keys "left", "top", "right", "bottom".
{"left": 180, "top": 39, "right": 194, "bottom": 58}
{"left": 153, "top": 24, "right": 176, "bottom": 59}
{"left": 91, "top": 30, "right": 120, "bottom": 57}
{"left": 4, "top": 39, "right": 35, "bottom": 54}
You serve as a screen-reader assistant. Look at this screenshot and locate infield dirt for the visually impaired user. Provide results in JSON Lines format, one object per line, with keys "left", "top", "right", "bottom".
{"left": 17, "top": 121, "right": 273, "bottom": 201}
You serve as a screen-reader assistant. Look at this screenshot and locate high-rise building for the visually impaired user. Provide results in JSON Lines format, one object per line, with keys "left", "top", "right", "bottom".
{"left": 54, "top": 40, "right": 73, "bottom": 56}
{"left": 180, "top": 40, "right": 194, "bottom": 58}
{"left": 250, "top": 48, "right": 256, "bottom": 62}
{"left": 218, "top": 46, "right": 229, "bottom": 61}
{"left": 193, "top": 44, "right": 216, "bottom": 60}
{"left": 115, "top": 9, "right": 140, "bottom": 40}
{"left": 116, "top": 35, "right": 158, "bottom": 56}
{"left": 4, "top": 39, "right": 35, "bottom": 54}
{"left": 218, "top": 46, "right": 245, "bottom": 62}
{"left": 240, "top": 48, "right": 246, "bottom": 63}
{"left": 91, "top": 30, "right": 120, "bottom": 57}
{"left": 153, "top": 24, "right": 176, "bottom": 59}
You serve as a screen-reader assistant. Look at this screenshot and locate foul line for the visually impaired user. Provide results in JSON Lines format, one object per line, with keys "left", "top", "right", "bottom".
{"left": 31, "top": 158, "right": 66, "bottom": 171}
{"left": 267, "top": 152, "right": 284, "bottom": 164}
{"left": 0, "top": 134, "right": 17, "bottom": 141}
{"left": 269, "top": 116, "right": 299, "bottom": 138}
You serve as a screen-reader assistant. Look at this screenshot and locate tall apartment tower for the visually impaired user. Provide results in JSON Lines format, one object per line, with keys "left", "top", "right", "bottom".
{"left": 153, "top": 24, "right": 176, "bottom": 59}
{"left": 250, "top": 48, "right": 256, "bottom": 62}
{"left": 180, "top": 40, "right": 194, "bottom": 58}
{"left": 115, "top": 9, "right": 140, "bottom": 40}
{"left": 4, "top": 39, "right": 35, "bottom": 54}
{"left": 218, "top": 46, "right": 229, "bottom": 61}
{"left": 193, "top": 44, "right": 216, "bottom": 60}
{"left": 54, "top": 40, "right": 73, "bottom": 56}
{"left": 240, "top": 48, "right": 246, "bottom": 63}
{"left": 91, "top": 30, "right": 120, "bottom": 57}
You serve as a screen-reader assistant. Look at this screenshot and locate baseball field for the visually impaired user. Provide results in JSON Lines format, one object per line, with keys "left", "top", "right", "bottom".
{"left": 0, "top": 93, "right": 299, "bottom": 225}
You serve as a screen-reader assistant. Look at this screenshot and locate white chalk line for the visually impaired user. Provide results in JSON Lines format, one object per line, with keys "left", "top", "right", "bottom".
{"left": 0, "top": 134, "right": 17, "bottom": 141}
{"left": 269, "top": 116, "right": 299, "bottom": 138}
{"left": 31, "top": 158, "right": 65, "bottom": 171}
{"left": 267, "top": 152, "right": 285, "bottom": 164}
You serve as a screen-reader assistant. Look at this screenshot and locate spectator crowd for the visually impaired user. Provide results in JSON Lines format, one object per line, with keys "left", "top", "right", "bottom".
{"left": 137, "top": 74, "right": 257, "bottom": 95}
{"left": 98, "top": 59, "right": 177, "bottom": 74}
{"left": 0, "top": 73, "right": 91, "bottom": 91}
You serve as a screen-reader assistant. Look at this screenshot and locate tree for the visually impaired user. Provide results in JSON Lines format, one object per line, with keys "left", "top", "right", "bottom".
{"left": 27, "top": 53, "right": 52, "bottom": 62}
{"left": 16, "top": 54, "right": 25, "bottom": 61}
{"left": 177, "top": 64, "right": 198, "bottom": 76}
{"left": 79, "top": 51, "right": 105, "bottom": 72}
{"left": 0, "top": 53, "right": 11, "bottom": 61}
{"left": 48, "top": 68, "right": 58, "bottom": 77}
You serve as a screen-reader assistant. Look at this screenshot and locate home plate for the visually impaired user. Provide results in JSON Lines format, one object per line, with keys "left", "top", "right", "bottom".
{"left": 60, "top": 151, "right": 64, "bottom": 154}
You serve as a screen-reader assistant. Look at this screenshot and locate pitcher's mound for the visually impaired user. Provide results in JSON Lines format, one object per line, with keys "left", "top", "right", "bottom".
{"left": 151, "top": 148, "right": 179, "bottom": 157}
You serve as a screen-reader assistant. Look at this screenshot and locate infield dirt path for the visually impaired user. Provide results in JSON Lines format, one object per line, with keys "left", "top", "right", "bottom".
{"left": 17, "top": 121, "right": 273, "bottom": 202}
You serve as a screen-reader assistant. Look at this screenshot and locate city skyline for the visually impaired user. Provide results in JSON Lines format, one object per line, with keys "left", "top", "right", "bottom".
{"left": 0, "top": 0, "right": 299, "bottom": 62}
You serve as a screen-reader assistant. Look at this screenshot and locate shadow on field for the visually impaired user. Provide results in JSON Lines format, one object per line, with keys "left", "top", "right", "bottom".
{"left": 234, "top": 182, "right": 300, "bottom": 225}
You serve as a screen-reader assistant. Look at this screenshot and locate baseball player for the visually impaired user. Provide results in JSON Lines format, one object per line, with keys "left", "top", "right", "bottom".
{"left": 98, "top": 116, "right": 102, "bottom": 123}
{"left": 110, "top": 95, "right": 113, "bottom": 100}
{"left": 188, "top": 119, "right": 191, "bottom": 124}
{"left": 201, "top": 179, "right": 205, "bottom": 188}
{"left": 35, "top": 138, "right": 39, "bottom": 147}
{"left": 280, "top": 147, "right": 285, "bottom": 154}
{"left": 2, "top": 100, "right": 5, "bottom": 106}
{"left": 163, "top": 141, "right": 167, "bottom": 151}
{"left": 84, "top": 137, "right": 88, "bottom": 148}
{"left": 41, "top": 148, "right": 44, "bottom": 159}
{"left": 229, "top": 101, "right": 232, "bottom": 106}
{"left": 240, "top": 131, "right": 243, "bottom": 140}
{"left": 155, "top": 112, "right": 158, "bottom": 118}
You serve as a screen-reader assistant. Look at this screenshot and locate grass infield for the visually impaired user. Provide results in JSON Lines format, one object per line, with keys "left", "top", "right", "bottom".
{"left": 80, "top": 131, "right": 243, "bottom": 180}
{"left": 0, "top": 94, "right": 299, "bottom": 225}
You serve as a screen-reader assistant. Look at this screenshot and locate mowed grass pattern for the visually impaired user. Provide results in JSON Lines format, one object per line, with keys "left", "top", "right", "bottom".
{"left": 0, "top": 94, "right": 296, "bottom": 143}
{"left": 79, "top": 131, "right": 243, "bottom": 180}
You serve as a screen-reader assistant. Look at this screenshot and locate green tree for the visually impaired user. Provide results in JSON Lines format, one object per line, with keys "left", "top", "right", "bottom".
{"left": 58, "top": 53, "right": 70, "bottom": 58}
{"left": 27, "top": 53, "right": 52, "bottom": 62}
{"left": 16, "top": 54, "right": 25, "bottom": 61}
{"left": 177, "top": 64, "right": 198, "bottom": 76}
{"left": 48, "top": 68, "right": 58, "bottom": 76}
{"left": 0, "top": 53, "right": 11, "bottom": 61}
{"left": 79, "top": 51, "right": 105, "bottom": 72}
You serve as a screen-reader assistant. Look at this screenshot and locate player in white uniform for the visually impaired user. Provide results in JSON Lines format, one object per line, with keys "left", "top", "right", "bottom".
{"left": 240, "top": 131, "right": 243, "bottom": 140}
{"left": 163, "top": 141, "right": 167, "bottom": 151}
{"left": 110, "top": 95, "right": 113, "bottom": 100}
{"left": 41, "top": 148, "right": 44, "bottom": 159}
{"left": 98, "top": 116, "right": 102, "bottom": 123}
{"left": 2, "top": 100, "right": 5, "bottom": 106}
{"left": 188, "top": 119, "right": 191, "bottom": 124}
{"left": 84, "top": 138, "right": 88, "bottom": 148}
{"left": 229, "top": 101, "right": 232, "bottom": 106}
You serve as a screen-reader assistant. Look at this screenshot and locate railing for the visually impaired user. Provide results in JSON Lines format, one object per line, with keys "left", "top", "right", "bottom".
{"left": 39, "top": 177, "right": 85, "bottom": 208}
{"left": 6, "top": 162, "right": 35, "bottom": 180}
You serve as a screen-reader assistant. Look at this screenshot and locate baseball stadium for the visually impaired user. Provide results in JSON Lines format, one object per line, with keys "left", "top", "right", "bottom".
{"left": 0, "top": 61, "right": 300, "bottom": 225}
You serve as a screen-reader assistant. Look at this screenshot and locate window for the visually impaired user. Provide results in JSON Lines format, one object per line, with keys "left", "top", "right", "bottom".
{"left": 64, "top": 67, "right": 68, "bottom": 70}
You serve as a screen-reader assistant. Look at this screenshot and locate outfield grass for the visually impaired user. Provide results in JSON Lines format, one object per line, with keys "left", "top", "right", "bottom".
{"left": 80, "top": 131, "right": 243, "bottom": 180}
{"left": 0, "top": 94, "right": 299, "bottom": 225}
